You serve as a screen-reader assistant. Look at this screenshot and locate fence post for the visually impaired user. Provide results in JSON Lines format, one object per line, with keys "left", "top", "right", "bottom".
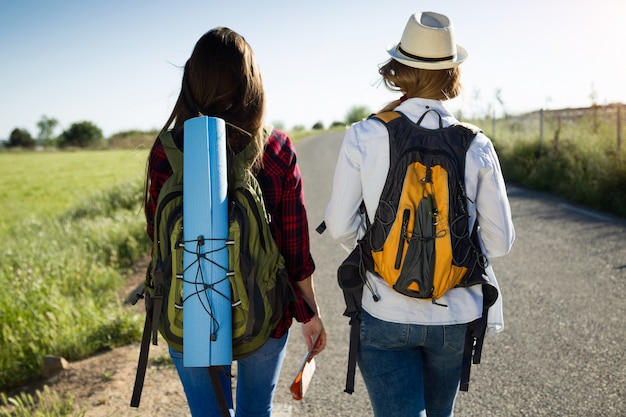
{"left": 539, "top": 108, "right": 544, "bottom": 155}
{"left": 618, "top": 104, "right": 622, "bottom": 151}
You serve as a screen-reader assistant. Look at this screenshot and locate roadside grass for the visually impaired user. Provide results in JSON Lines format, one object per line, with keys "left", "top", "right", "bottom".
{"left": 1, "top": 386, "right": 86, "bottom": 417}
{"left": 0, "top": 179, "right": 150, "bottom": 391}
{"left": 477, "top": 112, "right": 626, "bottom": 217}
{"left": 0, "top": 149, "right": 151, "bottom": 395}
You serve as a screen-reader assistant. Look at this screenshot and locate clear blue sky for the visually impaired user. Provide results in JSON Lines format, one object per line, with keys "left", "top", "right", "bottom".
{"left": 1, "top": 0, "right": 625, "bottom": 139}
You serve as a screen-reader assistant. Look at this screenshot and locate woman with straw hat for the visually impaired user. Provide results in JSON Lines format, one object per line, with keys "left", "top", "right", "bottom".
{"left": 325, "top": 11, "right": 515, "bottom": 416}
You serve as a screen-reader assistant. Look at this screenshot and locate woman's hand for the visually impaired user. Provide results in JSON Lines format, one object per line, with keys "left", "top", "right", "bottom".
{"left": 302, "top": 315, "right": 326, "bottom": 360}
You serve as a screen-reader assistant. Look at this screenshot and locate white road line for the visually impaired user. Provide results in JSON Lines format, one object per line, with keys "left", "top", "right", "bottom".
{"left": 558, "top": 203, "right": 613, "bottom": 222}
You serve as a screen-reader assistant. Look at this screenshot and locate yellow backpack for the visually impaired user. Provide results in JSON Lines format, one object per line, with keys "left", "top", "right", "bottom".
{"left": 361, "top": 110, "right": 492, "bottom": 305}
{"left": 326, "top": 110, "right": 498, "bottom": 394}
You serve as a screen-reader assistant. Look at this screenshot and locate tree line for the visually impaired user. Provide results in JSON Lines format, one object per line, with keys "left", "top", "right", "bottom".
{"left": 3, "top": 106, "right": 375, "bottom": 150}
{"left": 4, "top": 116, "right": 104, "bottom": 149}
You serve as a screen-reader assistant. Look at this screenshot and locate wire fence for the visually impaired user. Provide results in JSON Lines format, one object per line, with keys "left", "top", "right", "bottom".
{"left": 484, "top": 103, "right": 624, "bottom": 153}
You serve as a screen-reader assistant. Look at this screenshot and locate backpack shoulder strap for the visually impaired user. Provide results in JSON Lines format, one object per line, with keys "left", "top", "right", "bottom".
{"left": 130, "top": 312, "right": 153, "bottom": 407}
{"left": 159, "top": 131, "right": 183, "bottom": 173}
{"left": 451, "top": 122, "right": 482, "bottom": 154}
{"left": 229, "top": 130, "right": 265, "bottom": 191}
{"left": 368, "top": 111, "right": 403, "bottom": 169}
{"left": 457, "top": 122, "right": 482, "bottom": 134}
{"left": 369, "top": 111, "right": 401, "bottom": 124}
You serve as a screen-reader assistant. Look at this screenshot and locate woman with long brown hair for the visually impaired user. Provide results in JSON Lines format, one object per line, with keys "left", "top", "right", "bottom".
{"left": 145, "top": 27, "right": 325, "bottom": 417}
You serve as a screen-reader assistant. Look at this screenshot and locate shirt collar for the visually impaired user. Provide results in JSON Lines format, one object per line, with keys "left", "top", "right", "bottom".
{"left": 395, "top": 97, "right": 452, "bottom": 116}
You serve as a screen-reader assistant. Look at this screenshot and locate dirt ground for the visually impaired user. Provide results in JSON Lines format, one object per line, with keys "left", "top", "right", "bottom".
{"left": 3, "top": 258, "right": 194, "bottom": 417}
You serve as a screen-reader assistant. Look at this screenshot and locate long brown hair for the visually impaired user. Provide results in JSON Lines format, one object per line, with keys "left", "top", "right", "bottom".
{"left": 144, "top": 27, "right": 266, "bottom": 210}
{"left": 160, "top": 26, "right": 265, "bottom": 153}
{"left": 378, "top": 59, "right": 462, "bottom": 112}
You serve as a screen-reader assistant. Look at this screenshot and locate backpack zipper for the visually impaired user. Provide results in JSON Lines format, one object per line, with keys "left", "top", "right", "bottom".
{"left": 236, "top": 187, "right": 267, "bottom": 251}
{"left": 155, "top": 188, "right": 182, "bottom": 260}
{"left": 395, "top": 209, "right": 410, "bottom": 269}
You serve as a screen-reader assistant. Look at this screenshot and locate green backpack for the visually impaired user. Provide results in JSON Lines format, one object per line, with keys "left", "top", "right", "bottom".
{"left": 131, "top": 128, "right": 294, "bottom": 407}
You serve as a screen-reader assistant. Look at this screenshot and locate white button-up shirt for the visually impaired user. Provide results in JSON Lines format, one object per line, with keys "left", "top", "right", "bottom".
{"left": 325, "top": 97, "right": 515, "bottom": 333}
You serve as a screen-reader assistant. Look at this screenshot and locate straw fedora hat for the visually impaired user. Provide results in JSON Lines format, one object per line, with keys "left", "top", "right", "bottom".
{"left": 387, "top": 11, "right": 467, "bottom": 70}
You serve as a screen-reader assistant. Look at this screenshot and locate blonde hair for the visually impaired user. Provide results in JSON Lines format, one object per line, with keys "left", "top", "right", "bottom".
{"left": 378, "top": 59, "right": 462, "bottom": 112}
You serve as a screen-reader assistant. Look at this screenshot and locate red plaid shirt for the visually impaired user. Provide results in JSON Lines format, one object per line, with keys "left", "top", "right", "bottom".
{"left": 145, "top": 128, "right": 316, "bottom": 338}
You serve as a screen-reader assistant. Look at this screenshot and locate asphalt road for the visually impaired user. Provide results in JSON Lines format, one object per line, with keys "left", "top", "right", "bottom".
{"left": 271, "top": 131, "right": 626, "bottom": 417}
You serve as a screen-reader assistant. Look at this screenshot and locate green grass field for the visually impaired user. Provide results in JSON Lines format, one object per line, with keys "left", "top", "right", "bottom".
{"left": 0, "top": 150, "right": 148, "bottom": 235}
{"left": 0, "top": 149, "right": 151, "bottom": 393}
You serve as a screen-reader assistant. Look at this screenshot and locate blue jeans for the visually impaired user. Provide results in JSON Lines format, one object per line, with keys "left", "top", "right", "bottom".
{"left": 169, "top": 332, "right": 288, "bottom": 417}
{"left": 357, "top": 311, "right": 467, "bottom": 417}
